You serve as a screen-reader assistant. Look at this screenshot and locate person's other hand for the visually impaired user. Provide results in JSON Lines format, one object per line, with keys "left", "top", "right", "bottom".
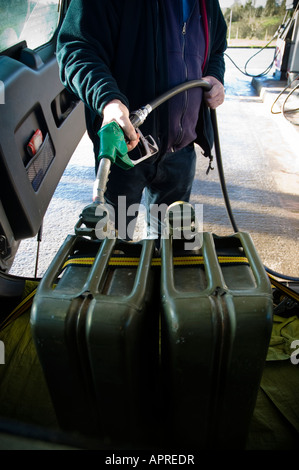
{"left": 102, "top": 99, "right": 139, "bottom": 151}
{"left": 202, "top": 76, "right": 225, "bottom": 109}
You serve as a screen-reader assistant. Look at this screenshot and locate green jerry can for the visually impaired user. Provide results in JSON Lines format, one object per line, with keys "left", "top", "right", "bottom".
{"left": 31, "top": 235, "right": 159, "bottom": 446}
{"left": 159, "top": 204, "right": 273, "bottom": 450}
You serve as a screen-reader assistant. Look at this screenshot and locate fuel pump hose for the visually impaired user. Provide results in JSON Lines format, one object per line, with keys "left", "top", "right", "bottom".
{"left": 135, "top": 79, "right": 299, "bottom": 283}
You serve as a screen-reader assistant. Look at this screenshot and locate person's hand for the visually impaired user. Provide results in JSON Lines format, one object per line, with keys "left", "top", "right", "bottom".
{"left": 202, "top": 76, "right": 225, "bottom": 109}
{"left": 102, "top": 99, "right": 139, "bottom": 151}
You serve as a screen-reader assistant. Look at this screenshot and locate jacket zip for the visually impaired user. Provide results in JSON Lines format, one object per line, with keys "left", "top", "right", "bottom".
{"left": 173, "top": 0, "right": 198, "bottom": 150}
{"left": 157, "top": 0, "right": 212, "bottom": 154}
{"left": 172, "top": 20, "right": 188, "bottom": 149}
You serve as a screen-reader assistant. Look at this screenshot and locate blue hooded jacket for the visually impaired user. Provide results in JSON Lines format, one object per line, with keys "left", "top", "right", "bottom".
{"left": 165, "top": 0, "right": 206, "bottom": 152}
{"left": 57, "top": 0, "right": 227, "bottom": 162}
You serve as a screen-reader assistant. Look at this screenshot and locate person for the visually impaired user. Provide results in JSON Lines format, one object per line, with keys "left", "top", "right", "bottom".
{"left": 56, "top": 0, "right": 227, "bottom": 241}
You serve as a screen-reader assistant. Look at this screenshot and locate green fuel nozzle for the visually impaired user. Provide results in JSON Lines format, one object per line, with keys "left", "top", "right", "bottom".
{"left": 91, "top": 121, "right": 135, "bottom": 208}
{"left": 93, "top": 121, "right": 158, "bottom": 204}
{"left": 97, "top": 121, "right": 135, "bottom": 170}
{"left": 76, "top": 121, "right": 135, "bottom": 237}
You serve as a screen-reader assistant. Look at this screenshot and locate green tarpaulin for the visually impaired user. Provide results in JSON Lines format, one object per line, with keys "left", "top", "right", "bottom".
{"left": 0, "top": 284, "right": 298, "bottom": 449}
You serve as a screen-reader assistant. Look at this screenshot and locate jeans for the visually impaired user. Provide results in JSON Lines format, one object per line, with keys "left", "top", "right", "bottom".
{"left": 104, "top": 144, "right": 197, "bottom": 239}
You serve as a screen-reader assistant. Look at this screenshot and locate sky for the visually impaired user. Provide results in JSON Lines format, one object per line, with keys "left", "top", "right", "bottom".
{"left": 219, "top": 0, "right": 267, "bottom": 7}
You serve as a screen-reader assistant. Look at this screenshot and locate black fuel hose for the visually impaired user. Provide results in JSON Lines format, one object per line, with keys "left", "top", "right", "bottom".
{"left": 130, "top": 79, "right": 212, "bottom": 128}
{"left": 209, "top": 108, "right": 238, "bottom": 234}
{"left": 144, "top": 79, "right": 212, "bottom": 112}
{"left": 133, "top": 79, "right": 299, "bottom": 282}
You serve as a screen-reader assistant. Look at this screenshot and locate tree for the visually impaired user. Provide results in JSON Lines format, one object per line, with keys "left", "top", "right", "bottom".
{"left": 255, "top": 6, "right": 263, "bottom": 18}
{"left": 244, "top": 1, "right": 254, "bottom": 19}
{"left": 264, "top": 0, "right": 278, "bottom": 16}
{"left": 279, "top": 0, "right": 286, "bottom": 15}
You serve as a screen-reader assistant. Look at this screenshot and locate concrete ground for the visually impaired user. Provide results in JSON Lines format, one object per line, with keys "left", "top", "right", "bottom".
{"left": 9, "top": 50, "right": 299, "bottom": 280}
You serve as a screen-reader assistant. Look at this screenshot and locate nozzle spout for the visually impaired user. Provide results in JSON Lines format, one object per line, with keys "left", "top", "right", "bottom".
{"left": 93, "top": 157, "right": 112, "bottom": 204}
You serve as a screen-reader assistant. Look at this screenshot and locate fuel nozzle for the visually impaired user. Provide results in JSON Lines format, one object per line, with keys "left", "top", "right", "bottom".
{"left": 76, "top": 122, "right": 134, "bottom": 236}
{"left": 77, "top": 157, "right": 112, "bottom": 233}
{"left": 77, "top": 119, "right": 159, "bottom": 234}
{"left": 93, "top": 157, "right": 112, "bottom": 205}
{"left": 79, "top": 158, "right": 110, "bottom": 226}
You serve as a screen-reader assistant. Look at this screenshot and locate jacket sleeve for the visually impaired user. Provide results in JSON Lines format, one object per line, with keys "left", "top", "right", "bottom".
{"left": 56, "top": 0, "right": 129, "bottom": 116}
{"left": 204, "top": 0, "right": 227, "bottom": 84}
